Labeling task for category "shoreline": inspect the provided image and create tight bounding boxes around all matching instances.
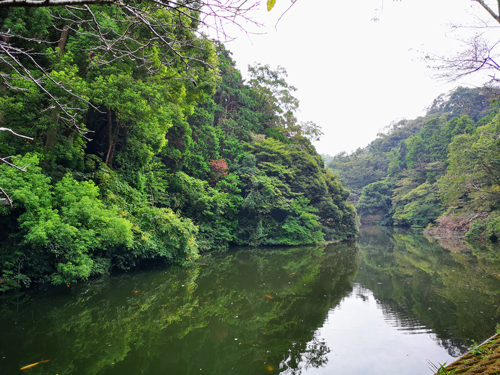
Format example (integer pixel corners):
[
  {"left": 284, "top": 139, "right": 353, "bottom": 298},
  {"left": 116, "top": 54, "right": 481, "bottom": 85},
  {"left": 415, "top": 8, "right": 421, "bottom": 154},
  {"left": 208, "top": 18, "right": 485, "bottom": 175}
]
[{"left": 435, "top": 333, "right": 500, "bottom": 374}]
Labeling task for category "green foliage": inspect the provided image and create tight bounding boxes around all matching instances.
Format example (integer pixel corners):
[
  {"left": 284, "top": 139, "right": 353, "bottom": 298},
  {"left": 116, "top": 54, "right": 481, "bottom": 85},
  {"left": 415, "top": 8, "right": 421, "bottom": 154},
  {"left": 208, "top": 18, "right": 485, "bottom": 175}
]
[
  {"left": 132, "top": 205, "right": 199, "bottom": 263},
  {"left": 326, "top": 87, "right": 497, "bottom": 229},
  {"left": 392, "top": 182, "right": 443, "bottom": 227},
  {"left": 434, "top": 363, "right": 457, "bottom": 375},
  {"left": 328, "top": 148, "right": 388, "bottom": 201},
  {"left": 357, "top": 181, "right": 393, "bottom": 225},
  {"left": 405, "top": 135, "right": 426, "bottom": 169},
  {"left": 163, "top": 172, "right": 241, "bottom": 251},
  {"left": 235, "top": 144, "right": 325, "bottom": 246},
  {"left": 440, "top": 116, "right": 500, "bottom": 212},
  {"left": 235, "top": 137, "right": 356, "bottom": 245},
  {"left": 427, "top": 86, "right": 494, "bottom": 122},
  {"left": 466, "top": 212, "right": 500, "bottom": 241},
  {"left": 0, "top": 11, "right": 357, "bottom": 291},
  {"left": 0, "top": 154, "right": 133, "bottom": 288},
  {"left": 435, "top": 113, "right": 500, "bottom": 240},
  {"left": 466, "top": 340, "right": 485, "bottom": 355}
]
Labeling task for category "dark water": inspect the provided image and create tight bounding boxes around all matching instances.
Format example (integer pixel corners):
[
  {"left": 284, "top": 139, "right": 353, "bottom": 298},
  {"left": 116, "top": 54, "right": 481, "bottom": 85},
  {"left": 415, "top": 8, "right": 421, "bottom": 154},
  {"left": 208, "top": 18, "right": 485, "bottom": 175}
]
[{"left": 2, "top": 227, "right": 500, "bottom": 375}]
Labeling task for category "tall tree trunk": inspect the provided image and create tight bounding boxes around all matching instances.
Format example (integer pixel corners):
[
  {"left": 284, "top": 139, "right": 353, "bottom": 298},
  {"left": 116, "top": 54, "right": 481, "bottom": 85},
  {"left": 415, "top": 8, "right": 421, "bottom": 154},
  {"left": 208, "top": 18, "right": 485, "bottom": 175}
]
[
  {"left": 105, "top": 109, "right": 115, "bottom": 167},
  {"left": 58, "top": 25, "right": 69, "bottom": 54},
  {"left": 45, "top": 108, "right": 60, "bottom": 149}
]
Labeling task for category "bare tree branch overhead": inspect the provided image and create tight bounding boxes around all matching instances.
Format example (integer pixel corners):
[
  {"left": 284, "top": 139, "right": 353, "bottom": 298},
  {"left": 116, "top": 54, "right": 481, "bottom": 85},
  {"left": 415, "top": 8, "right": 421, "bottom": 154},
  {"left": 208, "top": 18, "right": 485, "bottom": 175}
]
[
  {"left": 0, "top": 0, "right": 260, "bottom": 204},
  {"left": 474, "top": 0, "right": 500, "bottom": 24},
  {"left": 423, "top": 0, "right": 500, "bottom": 85},
  {"left": 0, "top": 0, "right": 259, "bottom": 133},
  {"left": 0, "top": 0, "right": 117, "bottom": 7},
  {"left": 0, "top": 127, "right": 34, "bottom": 140}
]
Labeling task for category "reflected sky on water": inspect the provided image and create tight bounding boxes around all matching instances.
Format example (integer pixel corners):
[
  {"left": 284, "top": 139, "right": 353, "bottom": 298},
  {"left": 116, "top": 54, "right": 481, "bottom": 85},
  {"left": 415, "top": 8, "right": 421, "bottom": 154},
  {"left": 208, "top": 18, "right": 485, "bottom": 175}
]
[
  {"left": 1, "top": 227, "right": 500, "bottom": 375},
  {"left": 293, "top": 284, "right": 452, "bottom": 375}
]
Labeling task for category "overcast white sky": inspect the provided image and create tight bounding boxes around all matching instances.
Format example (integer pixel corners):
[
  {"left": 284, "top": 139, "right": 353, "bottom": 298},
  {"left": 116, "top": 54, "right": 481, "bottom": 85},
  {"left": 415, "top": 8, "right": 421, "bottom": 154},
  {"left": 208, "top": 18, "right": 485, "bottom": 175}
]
[{"left": 218, "top": 0, "right": 495, "bottom": 155}]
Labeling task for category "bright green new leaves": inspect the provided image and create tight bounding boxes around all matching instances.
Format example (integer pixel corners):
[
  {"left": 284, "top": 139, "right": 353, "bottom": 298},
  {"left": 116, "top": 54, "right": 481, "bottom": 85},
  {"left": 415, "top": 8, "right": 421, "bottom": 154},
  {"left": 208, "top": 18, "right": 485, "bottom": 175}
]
[
  {"left": 0, "top": 154, "right": 201, "bottom": 289},
  {"left": 267, "top": 0, "right": 277, "bottom": 11},
  {"left": 164, "top": 172, "right": 241, "bottom": 252},
  {"left": 0, "top": 4, "right": 358, "bottom": 291},
  {"left": 0, "top": 154, "right": 133, "bottom": 287},
  {"left": 392, "top": 182, "right": 442, "bottom": 227},
  {"left": 90, "top": 74, "right": 172, "bottom": 170},
  {"left": 134, "top": 206, "right": 199, "bottom": 263}
]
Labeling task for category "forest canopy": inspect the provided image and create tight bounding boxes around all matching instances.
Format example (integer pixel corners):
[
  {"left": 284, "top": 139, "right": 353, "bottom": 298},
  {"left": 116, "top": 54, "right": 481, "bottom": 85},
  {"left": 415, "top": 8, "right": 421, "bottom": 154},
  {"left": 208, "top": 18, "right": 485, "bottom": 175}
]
[
  {"left": 326, "top": 86, "right": 500, "bottom": 241},
  {"left": 0, "top": 6, "right": 357, "bottom": 291}
]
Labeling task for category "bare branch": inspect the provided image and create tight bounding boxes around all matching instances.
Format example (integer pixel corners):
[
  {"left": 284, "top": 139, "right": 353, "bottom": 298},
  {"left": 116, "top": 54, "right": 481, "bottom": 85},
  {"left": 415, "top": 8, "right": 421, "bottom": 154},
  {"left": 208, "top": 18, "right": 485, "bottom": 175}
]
[
  {"left": 425, "top": 34, "right": 500, "bottom": 83},
  {"left": 0, "top": 0, "right": 117, "bottom": 8},
  {"left": 0, "top": 0, "right": 261, "bottom": 147},
  {"left": 0, "top": 156, "right": 30, "bottom": 172},
  {"left": 275, "top": 0, "right": 297, "bottom": 29},
  {"left": 474, "top": 0, "right": 500, "bottom": 24},
  {"left": 0, "top": 40, "right": 94, "bottom": 137},
  {"left": 0, "top": 187, "right": 13, "bottom": 207},
  {"left": 0, "top": 127, "right": 34, "bottom": 140}
]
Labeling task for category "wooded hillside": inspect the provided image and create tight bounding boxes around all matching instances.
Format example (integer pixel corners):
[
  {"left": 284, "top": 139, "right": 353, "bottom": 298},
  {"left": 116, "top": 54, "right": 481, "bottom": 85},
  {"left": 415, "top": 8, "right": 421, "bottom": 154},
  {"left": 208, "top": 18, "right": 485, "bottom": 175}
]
[
  {"left": 0, "top": 8, "right": 357, "bottom": 291},
  {"left": 327, "top": 86, "right": 500, "bottom": 241}
]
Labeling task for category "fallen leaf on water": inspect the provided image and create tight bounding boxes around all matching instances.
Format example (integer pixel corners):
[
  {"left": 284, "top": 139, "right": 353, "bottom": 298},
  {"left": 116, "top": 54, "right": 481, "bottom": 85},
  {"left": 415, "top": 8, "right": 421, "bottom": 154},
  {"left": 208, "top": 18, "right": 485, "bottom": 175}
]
[{"left": 20, "top": 360, "right": 50, "bottom": 370}]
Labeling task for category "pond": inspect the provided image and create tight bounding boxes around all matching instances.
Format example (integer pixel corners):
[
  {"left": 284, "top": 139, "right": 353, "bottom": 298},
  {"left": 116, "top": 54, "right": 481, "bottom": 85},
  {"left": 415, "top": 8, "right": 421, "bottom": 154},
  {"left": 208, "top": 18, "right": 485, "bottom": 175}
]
[{"left": 1, "top": 227, "right": 500, "bottom": 375}]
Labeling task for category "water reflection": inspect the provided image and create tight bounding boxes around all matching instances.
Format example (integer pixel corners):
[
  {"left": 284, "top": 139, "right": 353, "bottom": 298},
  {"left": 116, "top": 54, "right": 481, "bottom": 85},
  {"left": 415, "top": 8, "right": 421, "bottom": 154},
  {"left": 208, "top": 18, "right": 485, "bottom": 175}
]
[
  {"left": 0, "top": 244, "right": 359, "bottom": 375},
  {"left": 356, "top": 226, "right": 500, "bottom": 356},
  {"left": 1, "top": 228, "right": 500, "bottom": 374}
]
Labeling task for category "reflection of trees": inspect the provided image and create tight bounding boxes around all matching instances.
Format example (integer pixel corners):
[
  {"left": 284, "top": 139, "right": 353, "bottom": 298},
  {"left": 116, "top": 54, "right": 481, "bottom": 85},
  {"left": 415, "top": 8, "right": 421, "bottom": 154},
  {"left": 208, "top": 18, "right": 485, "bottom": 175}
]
[
  {"left": 279, "top": 337, "right": 330, "bottom": 375},
  {"left": 356, "top": 226, "right": 500, "bottom": 357},
  {"left": 0, "top": 242, "right": 359, "bottom": 375}
]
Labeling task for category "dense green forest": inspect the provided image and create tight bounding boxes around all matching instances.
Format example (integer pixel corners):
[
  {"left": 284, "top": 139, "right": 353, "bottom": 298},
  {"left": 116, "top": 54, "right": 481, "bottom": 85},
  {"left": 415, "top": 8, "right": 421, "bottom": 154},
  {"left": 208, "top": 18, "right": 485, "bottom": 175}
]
[
  {"left": 0, "top": 6, "right": 357, "bottom": 291},
  {"left": 327, "top": 86, "right": 500, "bottom": 240}
]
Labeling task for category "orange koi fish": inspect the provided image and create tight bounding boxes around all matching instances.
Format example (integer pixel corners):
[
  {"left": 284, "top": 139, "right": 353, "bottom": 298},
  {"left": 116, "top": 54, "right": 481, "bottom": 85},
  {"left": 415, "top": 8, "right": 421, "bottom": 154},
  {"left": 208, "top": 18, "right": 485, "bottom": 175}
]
[
  {"left": 20, "top": 360, "right": 50, "bottom": 370},
  {"left": 264, "top": 294, "right": 274, "bottom": 299},
  {"left": 289, "top": 272, "right": 295, "bottom": 275}
]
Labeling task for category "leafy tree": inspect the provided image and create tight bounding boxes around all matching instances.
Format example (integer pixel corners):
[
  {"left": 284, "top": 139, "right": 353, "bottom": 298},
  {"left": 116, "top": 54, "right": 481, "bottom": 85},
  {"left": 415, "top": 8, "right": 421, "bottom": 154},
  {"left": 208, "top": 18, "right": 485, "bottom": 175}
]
[
  {"left": 437, "top": 114, "right": 500, "bottom": 239},
  {"left": 357, "top": 181, "right": 393, "bottom": 225},
  {"left": 326, "top": 87, "right": 496, "bottom": 227},
  {"left": 0, "top": 7, "right": 357, "bottom": 291},
  {"left": 440, "top": 117, "right": 500, "bottom": 211},
  {"left": 0, "top": 154, "right": 134, "bottom": 288},
  {"left": 235, "top": 137, "right": 356, "bottom": 245}
]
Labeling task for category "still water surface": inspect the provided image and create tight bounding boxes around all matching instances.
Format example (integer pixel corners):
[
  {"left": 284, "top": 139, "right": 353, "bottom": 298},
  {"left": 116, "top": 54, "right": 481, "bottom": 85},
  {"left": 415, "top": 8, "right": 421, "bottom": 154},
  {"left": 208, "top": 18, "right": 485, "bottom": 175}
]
[{"left": 1, "top": 227, "right": 500, "bottom": 374}]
